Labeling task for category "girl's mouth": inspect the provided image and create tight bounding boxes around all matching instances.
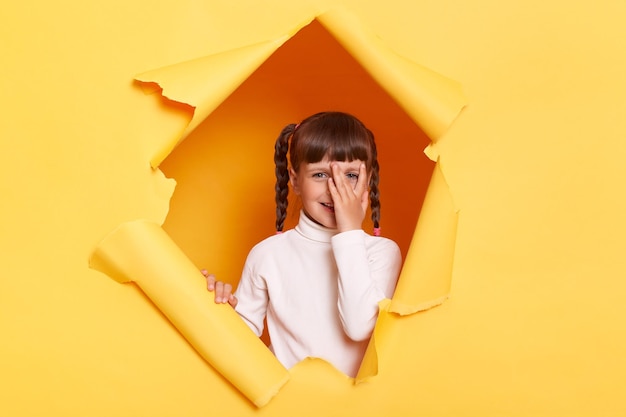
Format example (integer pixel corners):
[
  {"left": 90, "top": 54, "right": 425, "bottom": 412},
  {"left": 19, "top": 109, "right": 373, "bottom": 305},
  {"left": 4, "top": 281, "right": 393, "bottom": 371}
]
[{"left": 321, "top": 202, "right": 335, "bottom": 212}]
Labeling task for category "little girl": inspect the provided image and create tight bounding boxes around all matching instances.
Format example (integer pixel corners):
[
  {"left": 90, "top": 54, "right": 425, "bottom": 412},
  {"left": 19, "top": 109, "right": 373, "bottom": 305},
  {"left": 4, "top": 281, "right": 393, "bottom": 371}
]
[{"left": 204, "top": 111, "right": 401, "bottom": 377}]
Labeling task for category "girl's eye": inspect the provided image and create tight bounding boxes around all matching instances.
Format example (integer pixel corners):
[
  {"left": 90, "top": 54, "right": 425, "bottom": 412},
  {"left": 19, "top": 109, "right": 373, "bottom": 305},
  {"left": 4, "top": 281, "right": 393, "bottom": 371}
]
[
  {"left": 313, "top": 172, "right": 328, "bottom": 179},
  {"left": 346, "top": 173, "right": 359, "bottom": 180}
]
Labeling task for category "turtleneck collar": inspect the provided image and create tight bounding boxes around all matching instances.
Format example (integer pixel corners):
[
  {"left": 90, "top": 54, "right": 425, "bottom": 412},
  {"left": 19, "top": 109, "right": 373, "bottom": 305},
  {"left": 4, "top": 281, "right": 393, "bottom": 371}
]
[{"left": 294, "top": 210, "right": 337, "bottom": 243}]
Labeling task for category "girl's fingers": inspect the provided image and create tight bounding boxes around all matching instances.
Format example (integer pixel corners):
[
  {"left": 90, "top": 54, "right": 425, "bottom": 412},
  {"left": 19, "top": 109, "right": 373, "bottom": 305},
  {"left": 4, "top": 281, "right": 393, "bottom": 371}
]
[
  {"left": 205, "top": 272, "right": 216, "bottom": 291},
  {"left": 354, "top": 163, "right": 367, "bottom": 195},
  {"left": 228, "top": 294, "right": 239, "bottom": 308},
  {"left": 328, "top": 179, "right": 335, "bottom": 202},
  {"left": 214, "top": 281, "right": 223, "bottom": 302},
  {"left": 222, "top": 283, "right": 233, "bottom": 304},
  {"left": 330, "top": 164, "right": 347, "bottom": 197},
  {"left": 331, "top": 163, "right": 367, "bottom": 195},
  {"left": 358, "top": 164, "right": 369, "bottom": 212},
  {"left": 330, "top": 163, "right": 358, "bottom": 200},
  {"left": 329, "top": 162, "right": 369, "bottom": 232},
  {"left": 215, "top": 281, "right": 232, "bottom": 303},
  {"left": 202, "top": 270, "right": 235, "bottom": 306},
  {"left": 220, "top": 283, "right": 234, "bottom": 304}
]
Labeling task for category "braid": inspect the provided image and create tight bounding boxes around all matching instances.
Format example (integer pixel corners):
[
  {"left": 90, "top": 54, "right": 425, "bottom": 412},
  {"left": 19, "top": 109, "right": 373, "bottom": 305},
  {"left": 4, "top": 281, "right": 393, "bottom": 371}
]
[
  {"left": 367, "top": 130, "right": 381, "bottom": 232},
  {"left": 274, "top": 124, "right": 296, "bottom": 232}
]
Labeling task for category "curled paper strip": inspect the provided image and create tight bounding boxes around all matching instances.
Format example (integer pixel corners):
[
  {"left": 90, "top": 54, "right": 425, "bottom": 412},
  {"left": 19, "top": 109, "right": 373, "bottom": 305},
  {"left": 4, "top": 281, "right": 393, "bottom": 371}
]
[
  {"left": 317, "top": 7, "right": 467, "bottom": 141},
  {"left": 357, "top": 164, "right": 458, "bottom": 379},
  {"left": 136, "top": 36, "right": 291, "bottom": 167},
  {"left": 357, "top": 162, "right": 458, "bottom": 380},
  {"left": 390, "top": 161, "right": 458, "bottom": 315},
  {"left": 89, "top": 220, "right": 289, "bottom": 407}
]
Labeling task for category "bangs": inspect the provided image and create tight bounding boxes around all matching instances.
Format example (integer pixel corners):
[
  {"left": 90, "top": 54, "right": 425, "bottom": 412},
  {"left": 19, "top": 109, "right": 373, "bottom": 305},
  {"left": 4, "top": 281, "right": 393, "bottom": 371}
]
[
  {"left": 304, "top": 131, "right": 370, "bottom": 164},
  {"left": 291, "top": 112, "right": 373, "bottom": 169}
]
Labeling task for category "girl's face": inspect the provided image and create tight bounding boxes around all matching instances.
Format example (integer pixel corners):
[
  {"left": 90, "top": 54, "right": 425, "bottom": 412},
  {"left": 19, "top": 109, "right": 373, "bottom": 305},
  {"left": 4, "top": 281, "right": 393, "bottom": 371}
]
[{"left": 290, "top": 157, "right": 365, "bottom": 229}]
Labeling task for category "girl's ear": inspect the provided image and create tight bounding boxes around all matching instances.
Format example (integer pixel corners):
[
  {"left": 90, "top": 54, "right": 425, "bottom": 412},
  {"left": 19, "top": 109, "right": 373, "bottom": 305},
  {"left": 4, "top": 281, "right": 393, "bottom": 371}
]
[{"left": 289, "top": 167, "right": 300, "bottom": 195}]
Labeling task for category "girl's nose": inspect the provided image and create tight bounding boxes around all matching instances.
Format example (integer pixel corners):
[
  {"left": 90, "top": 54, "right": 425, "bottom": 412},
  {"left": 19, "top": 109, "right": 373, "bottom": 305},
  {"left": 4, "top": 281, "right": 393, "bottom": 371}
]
[{"left": 324, "top": 179, "right": 332, "bottom": 194}]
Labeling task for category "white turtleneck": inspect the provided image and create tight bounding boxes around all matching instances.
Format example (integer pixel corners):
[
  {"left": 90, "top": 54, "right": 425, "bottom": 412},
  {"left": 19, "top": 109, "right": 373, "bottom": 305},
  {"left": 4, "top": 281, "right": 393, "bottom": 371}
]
[{"left": 234, "top": 211, "right": 402, "bottom": 377}]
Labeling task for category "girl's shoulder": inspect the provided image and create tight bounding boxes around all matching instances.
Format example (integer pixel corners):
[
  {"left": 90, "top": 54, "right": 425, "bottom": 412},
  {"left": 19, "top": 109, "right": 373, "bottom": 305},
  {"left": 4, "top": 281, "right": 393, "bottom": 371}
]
[
  {"left": 334, "top": 229, "right": 400, "bottom": 251},
  {"left": 365, "top": 234, "right": 401, "bottom": 256},
  {"left": 331, "top": 230, "right": 401, "bottom": 264},
  {"left": 246, "top": 229, "right": 294, "bottom": 257}
]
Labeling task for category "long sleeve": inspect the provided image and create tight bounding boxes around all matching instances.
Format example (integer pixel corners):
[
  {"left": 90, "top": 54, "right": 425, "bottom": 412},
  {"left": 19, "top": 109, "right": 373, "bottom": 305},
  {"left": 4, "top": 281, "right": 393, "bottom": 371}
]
[
  {"left": 228, "top": 212, "right": 403, "bottom": 377},
  {"left": 233, "top": 260, "right": 269, "bottom": 337},
  {"left": 332, "top": 230, "right": 402, "bottom": 341}
]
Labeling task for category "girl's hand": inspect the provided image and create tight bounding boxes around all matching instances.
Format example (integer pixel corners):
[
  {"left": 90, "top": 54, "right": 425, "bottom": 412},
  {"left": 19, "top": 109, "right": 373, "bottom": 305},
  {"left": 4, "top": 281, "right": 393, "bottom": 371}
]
[
  {"left": 328, "top": 162, "right": 368, "bottom": 233},
  {"left": 201, "top": 269, "right": 238, "bottom": 308}
]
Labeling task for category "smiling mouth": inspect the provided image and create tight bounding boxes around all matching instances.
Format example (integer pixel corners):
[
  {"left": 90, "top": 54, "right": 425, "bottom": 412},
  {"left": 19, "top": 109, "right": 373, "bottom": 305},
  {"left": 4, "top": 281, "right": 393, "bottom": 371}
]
[{"left": 321, "top": 202, "right": 335, "bottom": 212}]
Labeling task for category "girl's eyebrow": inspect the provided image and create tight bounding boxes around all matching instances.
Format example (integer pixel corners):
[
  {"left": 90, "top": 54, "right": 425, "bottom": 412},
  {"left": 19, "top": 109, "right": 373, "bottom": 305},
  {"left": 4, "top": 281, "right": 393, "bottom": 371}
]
[{"left": 305, "top": 163, "right": 329, "bottom": 170}]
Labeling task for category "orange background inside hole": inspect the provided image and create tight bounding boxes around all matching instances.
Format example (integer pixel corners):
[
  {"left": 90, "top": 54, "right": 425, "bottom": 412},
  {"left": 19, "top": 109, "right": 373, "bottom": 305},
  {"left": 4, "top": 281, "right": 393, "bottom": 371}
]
[{"left": 160, "top": 20, "right": 433, "bottom": 286}]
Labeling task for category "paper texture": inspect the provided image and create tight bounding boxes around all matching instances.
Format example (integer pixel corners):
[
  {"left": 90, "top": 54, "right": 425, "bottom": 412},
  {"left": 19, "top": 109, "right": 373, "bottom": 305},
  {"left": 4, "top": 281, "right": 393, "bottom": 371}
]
[
  {"left": 317, "top": 7, "right": 466, "bottom": 141},
  {"left": 136, "top": 37, "right": 292, "bottom": 167},
  {"left": 389, "top": 161, "right": 458, "bottom": 314},
  {"left": 89, "top": 220, "right": 289, "bottom": 407},
  {"left": 5, "top": 0, "right": 623, "bottom": 415}
]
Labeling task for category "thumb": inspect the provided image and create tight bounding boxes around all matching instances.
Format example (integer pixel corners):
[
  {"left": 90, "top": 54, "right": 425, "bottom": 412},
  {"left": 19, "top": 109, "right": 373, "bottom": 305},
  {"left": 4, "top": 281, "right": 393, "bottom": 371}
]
[{"left": 228, "top": 294, "right": 238, "bottom": 308}]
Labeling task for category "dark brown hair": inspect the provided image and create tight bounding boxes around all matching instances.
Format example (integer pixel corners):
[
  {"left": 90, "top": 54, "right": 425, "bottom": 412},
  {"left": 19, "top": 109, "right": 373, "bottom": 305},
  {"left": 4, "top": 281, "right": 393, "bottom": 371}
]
[{"left": 274, "top": 111, "right": 381, "bottom": 233}]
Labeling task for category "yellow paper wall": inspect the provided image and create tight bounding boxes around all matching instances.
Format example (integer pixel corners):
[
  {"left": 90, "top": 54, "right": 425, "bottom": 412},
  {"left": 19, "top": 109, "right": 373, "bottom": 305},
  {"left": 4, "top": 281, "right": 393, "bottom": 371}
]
[{"left": 2, "top": 1, "right": 626, "bottom": 416}]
